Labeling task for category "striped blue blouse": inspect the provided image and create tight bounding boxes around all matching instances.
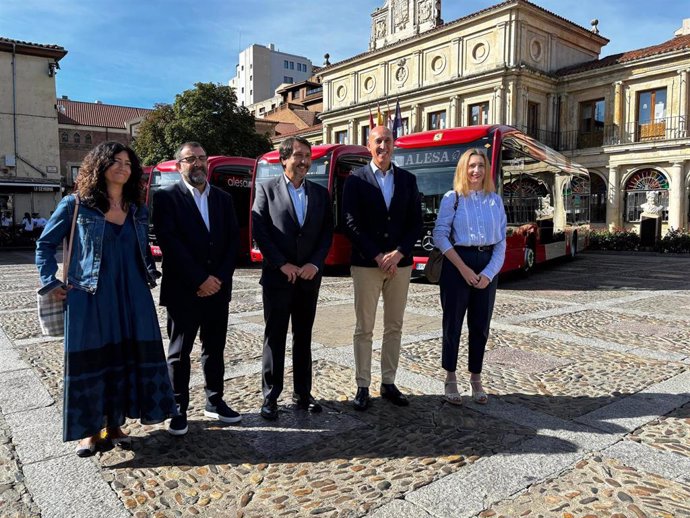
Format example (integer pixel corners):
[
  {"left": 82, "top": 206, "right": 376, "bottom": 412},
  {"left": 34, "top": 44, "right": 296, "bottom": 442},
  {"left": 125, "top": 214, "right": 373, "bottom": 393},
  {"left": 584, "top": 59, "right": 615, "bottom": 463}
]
[{"left": 432, "top": 190, "right": 508, "bottom": 281}]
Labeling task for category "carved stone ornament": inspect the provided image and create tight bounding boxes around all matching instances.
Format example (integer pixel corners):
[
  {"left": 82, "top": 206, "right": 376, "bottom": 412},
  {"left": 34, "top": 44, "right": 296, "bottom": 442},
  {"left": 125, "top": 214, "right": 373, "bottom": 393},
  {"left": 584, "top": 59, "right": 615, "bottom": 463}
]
[
  {"left": 393, "top": 0, "right": 409, "bottom": 31},
  {"left": 395, "top": 65, "right": 408, "bottom": 84},
  {"left": 418, "top": 0, "right": 432, "bottom": 22},
  {"left": 375, "top": 19, "right": 386, "bottom": 38}
]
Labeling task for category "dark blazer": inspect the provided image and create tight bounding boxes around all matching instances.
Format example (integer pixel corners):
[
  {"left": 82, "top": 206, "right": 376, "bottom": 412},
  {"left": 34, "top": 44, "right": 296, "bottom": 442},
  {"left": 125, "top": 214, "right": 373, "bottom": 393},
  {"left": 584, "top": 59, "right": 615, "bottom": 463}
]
[
  {"left": 251, "top": 176, "right": 333, "bottom": 288},
  {"left": 152, "top": 181, "right": 239, "bottom": 307},
  {"left": 342, "top": 163, "right": 423, "bottom": 267}
]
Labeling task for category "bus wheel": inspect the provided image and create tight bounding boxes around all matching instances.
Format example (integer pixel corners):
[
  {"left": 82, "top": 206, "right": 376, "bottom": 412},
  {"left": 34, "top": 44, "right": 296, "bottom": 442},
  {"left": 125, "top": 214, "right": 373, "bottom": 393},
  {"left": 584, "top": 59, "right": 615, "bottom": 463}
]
[
  {"left": 570, "top": 232, "right": 578, "bottom": 257},
  {"left": 523, "top": 246, "right": 535, "bottom": 273}
]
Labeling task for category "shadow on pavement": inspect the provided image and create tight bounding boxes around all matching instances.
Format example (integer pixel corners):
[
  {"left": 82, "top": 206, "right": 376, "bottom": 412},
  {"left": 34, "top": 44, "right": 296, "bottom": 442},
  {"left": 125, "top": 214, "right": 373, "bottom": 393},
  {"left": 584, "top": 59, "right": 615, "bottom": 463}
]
[{"left": 105, "top": 391, "right": 686, "bottom": 470}]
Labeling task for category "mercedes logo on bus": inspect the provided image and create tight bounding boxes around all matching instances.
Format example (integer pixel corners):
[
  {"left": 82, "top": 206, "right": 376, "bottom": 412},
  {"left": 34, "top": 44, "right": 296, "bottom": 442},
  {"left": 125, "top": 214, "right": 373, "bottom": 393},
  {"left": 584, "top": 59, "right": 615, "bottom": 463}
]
[{"left": 422, "top": 234, "right": 435, "bottom": 251}]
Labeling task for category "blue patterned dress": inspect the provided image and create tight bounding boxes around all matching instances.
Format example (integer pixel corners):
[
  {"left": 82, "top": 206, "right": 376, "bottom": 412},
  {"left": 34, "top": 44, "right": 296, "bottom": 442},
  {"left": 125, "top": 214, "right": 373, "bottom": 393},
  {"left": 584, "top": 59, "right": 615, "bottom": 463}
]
[{"left": 63, "top": 214, "right": 177, "bottom": 442}]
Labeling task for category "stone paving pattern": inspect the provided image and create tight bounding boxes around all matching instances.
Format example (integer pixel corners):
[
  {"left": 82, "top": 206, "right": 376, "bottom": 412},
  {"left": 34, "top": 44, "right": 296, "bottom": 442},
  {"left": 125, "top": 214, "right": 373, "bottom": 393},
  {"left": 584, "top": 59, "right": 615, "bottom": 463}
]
[{"left": 0, "top": 252, "right": 689, "bottom": 517}]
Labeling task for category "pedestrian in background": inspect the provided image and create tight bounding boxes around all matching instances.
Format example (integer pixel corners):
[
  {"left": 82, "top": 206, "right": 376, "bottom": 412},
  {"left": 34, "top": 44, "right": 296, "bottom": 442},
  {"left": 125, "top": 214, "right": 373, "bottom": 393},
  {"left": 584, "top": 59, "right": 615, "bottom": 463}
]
[
  {"left": 251, "top": 136, "right": 333, "bottom": 420},
  {"left": 21, "top": 212, "right": 33, "bottom": 238},
  {"left": 342, "top": 125, "right": 423, "bottom": 411},
  {"left": 432, "top": 148, "right": 506, "bottom": 406},
  {"left": 152, "top": 141, "right": 241, "bottom": 436},
  {"left": 35, "top": 141, "right": 177, "bottom": 456}
]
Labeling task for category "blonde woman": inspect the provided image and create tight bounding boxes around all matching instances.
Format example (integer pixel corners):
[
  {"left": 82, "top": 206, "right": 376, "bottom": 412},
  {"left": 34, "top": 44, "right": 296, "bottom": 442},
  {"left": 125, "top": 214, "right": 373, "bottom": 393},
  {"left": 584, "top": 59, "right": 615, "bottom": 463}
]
[{"left": 432, "top": 149, "right": 507, "bottom": 405}]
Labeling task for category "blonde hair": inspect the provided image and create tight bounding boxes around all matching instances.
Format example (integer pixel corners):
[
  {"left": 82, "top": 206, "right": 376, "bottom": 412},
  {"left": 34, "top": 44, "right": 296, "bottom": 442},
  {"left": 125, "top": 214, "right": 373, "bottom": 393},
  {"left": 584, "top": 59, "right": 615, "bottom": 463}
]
[{"left": 452, "top": 148, "right": 495, "bottom": 196}]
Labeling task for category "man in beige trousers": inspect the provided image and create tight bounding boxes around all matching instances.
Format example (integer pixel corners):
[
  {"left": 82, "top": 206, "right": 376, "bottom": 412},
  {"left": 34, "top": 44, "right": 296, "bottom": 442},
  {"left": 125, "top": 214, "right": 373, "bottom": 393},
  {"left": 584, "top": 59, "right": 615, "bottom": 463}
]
[{"left": 341, "top": 126, "right": 423, "bottom": 410}]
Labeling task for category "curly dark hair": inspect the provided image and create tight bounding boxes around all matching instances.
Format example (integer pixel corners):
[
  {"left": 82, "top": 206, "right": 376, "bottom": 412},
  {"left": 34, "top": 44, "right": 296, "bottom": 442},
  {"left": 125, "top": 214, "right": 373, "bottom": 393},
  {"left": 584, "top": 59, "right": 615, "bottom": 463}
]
[{"left": 75, "top": 141, "right": 143, "bottom": 212}]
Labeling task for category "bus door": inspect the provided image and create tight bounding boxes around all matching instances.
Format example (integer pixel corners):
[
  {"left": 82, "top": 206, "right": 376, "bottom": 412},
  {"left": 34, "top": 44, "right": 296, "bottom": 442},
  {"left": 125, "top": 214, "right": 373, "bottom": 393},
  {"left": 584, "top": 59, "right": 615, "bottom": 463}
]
[
  {"left": 209, "top": 164, "right": 254, "bottom": 261},
  {"left": 328, "top": 154, "right": 371, "bottom": 265}
]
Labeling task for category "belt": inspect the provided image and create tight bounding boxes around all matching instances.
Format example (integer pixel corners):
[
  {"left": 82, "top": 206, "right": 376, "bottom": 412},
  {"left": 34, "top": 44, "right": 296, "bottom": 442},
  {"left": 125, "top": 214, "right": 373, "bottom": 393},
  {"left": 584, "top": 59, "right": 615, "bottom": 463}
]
[{"left": 455, "top": 245, "right": 494, "bottom": 252}]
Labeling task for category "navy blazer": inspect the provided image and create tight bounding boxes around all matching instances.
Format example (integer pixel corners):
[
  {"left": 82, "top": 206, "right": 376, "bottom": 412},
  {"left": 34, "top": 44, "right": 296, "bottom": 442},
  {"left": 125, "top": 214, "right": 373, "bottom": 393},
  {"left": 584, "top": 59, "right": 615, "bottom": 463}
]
[
  {"left": 152, "top": 181, "right": 239, "bottom": 307},
  {"left": 251, "top": 175, "right": 333, "bottom": 288},
  {"left": 342, "top": 163, "right": 423, "bottom": 267}
]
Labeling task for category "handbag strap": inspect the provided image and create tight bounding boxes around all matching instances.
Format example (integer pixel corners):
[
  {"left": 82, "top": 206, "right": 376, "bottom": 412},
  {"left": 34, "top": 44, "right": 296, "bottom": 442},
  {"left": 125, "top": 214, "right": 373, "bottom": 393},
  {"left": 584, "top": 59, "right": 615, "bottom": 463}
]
[
  {"left": 449, "top": 191, "right": 459, "bottom": 245},
  {"left": 62, "top": 195, "right": 80, "bottom": 285}
]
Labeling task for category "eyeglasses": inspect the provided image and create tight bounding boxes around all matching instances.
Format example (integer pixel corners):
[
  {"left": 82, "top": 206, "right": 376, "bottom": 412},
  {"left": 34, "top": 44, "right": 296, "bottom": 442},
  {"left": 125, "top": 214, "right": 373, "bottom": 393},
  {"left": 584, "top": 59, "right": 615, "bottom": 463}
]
[
  {"left": 291, "top": 153, "right": 311, "bottom": 161},
  {"left": 178, "top": 155, "right": 208, "bottom": 164}
]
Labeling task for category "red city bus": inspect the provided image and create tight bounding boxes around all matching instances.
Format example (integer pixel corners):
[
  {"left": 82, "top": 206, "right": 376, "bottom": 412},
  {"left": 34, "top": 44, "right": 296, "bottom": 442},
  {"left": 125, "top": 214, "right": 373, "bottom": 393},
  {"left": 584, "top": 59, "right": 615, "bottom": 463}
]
[
  {"left": 394, "top": 125, "right": 590, "bottom": 275},
  {"left": 146, "top": 156, "right": 256, "bottom": 260},
  {"left": 249, "top": 144, "right": 371, "bottom": 266}
]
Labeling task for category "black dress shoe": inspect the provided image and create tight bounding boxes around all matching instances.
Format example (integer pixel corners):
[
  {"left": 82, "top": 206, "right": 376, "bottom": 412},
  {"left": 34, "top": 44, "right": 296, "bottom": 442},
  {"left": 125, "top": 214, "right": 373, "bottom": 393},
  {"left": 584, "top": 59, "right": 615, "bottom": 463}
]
[
  {"left": 380, "top": 383, "right": 409, "bottom": 407},
  {"left": 292, "top": 393, "right": 323, "bottom": 413},
  {"left": 353, "top": 387, "right": 370, "bottom": 411},
  {"left": 260, "top": 398, "right": 279, "bottom": 421}
]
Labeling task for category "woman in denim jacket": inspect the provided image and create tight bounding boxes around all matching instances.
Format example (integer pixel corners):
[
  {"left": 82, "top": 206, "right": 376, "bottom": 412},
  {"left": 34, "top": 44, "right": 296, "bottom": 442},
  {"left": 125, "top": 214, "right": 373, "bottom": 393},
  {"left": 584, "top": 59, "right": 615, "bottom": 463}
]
[{"left": 36, "top": 142, "right": 177, "bottom": 457}]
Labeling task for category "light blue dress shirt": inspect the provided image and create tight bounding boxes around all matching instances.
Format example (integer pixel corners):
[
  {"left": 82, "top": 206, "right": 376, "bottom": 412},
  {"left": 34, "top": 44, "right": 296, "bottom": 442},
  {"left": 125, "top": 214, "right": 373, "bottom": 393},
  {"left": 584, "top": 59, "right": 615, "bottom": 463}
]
[
  {"left": 432, "top": 189, "right": 507, "bottom": 281},
  {"left": 370, "top": 160, "right": 394, "bottom": 209},
  {"left": 284, "top": 174, "right": 307, "bottom": 226}
]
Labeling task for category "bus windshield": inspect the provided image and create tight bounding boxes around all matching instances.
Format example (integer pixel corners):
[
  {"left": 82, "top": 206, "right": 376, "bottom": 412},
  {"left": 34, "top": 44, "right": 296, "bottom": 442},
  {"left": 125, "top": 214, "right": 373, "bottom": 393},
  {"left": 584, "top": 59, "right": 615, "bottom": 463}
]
[
  {"left": 393, "top": 142, "right": 490, "bottom": 223},
  {"left": 151, "top": 170, "right": 181, "bottom": 188},
  {"left": 255, "top": 154, "right": 331, "bottom": 190}
]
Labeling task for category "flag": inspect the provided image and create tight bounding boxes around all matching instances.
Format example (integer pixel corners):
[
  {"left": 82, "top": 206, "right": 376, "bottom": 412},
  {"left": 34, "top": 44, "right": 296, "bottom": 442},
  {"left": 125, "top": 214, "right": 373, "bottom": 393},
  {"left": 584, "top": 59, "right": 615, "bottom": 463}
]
[
  {"left": 392, "top": 99, "right": 403, "bottom": 139},
  {"left": 368, "top": 106, "right": 375, "bottom": 130},
  {"left": 376, "top": 103, "right": 384, "bottom": 127}
]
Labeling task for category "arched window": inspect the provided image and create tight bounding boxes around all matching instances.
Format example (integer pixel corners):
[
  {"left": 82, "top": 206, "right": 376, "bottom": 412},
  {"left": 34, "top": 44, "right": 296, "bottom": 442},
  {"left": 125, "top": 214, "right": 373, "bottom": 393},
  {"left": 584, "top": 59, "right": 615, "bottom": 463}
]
[
  {"left": 503, "top": 177, "right": 547, "bottom": 225},
  {"left": 73, "top": 133, "right": 80, "bottom": 144},
  {"left": 562, "top": 176, "right": 590, "bottom": 224},
  {"left": 61, "top": 132, "right": 68, "bottom": 143},
  {"left": 84, "top": 134, "right": 92, "bottom": 145},
  {"left": 624, "top": 169, "right": 668, "bottom": 222}
]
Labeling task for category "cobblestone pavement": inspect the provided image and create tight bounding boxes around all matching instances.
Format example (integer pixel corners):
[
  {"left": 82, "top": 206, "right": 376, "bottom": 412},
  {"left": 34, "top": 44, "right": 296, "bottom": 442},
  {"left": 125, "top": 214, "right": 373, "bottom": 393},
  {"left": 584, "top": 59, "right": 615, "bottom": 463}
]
[{"left": 1, "top": 251, "right": 689, "bottom": 518}]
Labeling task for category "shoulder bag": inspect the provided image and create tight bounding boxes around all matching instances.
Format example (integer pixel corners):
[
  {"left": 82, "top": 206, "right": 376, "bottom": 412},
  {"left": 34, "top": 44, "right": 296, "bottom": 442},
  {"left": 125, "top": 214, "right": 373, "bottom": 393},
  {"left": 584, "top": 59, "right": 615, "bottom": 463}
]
[
  {"left": 37, "top": 195, "right": 80, "bottom": 337},
  {"left": 424, "top": 192, "right": 459, "bottom": 284}
]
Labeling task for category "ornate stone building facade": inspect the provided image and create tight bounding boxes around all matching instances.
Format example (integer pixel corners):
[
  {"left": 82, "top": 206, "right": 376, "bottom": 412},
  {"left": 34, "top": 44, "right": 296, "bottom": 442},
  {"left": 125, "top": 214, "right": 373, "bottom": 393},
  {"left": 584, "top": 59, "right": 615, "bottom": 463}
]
[{"left": 319, "top": 0, "right": 690, "bottom": 231}]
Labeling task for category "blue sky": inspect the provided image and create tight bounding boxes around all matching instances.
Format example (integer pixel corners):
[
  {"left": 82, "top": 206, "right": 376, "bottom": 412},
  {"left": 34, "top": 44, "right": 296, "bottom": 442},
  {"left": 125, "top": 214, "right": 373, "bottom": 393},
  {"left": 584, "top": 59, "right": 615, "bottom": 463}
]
[{"left": 1, "top": 1, "right": 687, "bottom": 108}]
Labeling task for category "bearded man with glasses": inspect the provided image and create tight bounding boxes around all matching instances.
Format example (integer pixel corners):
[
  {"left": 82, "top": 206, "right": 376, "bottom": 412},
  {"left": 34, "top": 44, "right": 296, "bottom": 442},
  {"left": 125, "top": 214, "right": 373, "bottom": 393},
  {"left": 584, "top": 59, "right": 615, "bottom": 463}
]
[{"left": 152, "top": 141, "right": 241, "bottom": 436}]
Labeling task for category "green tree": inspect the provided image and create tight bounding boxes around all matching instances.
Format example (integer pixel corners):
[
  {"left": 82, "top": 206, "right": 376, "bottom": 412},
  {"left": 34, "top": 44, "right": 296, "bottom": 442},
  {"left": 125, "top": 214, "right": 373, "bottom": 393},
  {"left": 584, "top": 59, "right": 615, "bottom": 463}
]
[
  {"left": 133, "top": 82, "right": 272, "bottom": 165},
  {"left": 132, "top": 103, "right": 175, "bottom": 165}
]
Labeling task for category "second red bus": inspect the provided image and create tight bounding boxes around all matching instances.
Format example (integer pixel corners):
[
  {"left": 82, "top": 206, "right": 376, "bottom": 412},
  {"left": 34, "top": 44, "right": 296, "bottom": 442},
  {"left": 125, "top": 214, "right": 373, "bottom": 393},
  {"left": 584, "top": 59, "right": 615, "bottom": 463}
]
[{"left": 249, "top": 144, "right": 371, "bottom": 267}]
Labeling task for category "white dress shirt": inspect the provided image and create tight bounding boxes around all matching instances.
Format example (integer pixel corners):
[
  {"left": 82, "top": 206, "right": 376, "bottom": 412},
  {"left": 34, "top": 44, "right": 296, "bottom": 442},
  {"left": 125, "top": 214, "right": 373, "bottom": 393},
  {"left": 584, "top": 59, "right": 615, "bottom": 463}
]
[{"left": 182, "top": 179, "right": 210, "bottom": 231}]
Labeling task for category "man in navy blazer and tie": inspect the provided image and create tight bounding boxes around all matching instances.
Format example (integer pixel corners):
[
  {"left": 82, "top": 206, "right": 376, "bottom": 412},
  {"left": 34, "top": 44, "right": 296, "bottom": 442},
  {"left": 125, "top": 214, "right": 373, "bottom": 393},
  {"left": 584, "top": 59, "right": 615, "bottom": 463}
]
[
  {"left": 252, "top": 136, "right": 333, "bottom": 420},
  {"left": 342, "top": 126, "right": 423, "bottom": 411},
  {"left": 152, "top": 141, "right": 241, "bottom": 436}
]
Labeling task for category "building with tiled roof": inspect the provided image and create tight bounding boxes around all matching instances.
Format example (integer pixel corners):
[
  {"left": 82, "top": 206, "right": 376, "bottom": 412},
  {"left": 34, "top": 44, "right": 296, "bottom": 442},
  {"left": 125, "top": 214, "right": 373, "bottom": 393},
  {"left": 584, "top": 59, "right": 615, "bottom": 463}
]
[
  {"left": 0, "top": 37, "right": 67, "bottom": 231},
  {"left": 248, "top": 78, "right": 326, "bottom": 148},
  {"left": 318, "top": 0, "right": 690, "bottom": 232},
  {"left": 57, "top": 97, "right": 152, "bottom": 187}
]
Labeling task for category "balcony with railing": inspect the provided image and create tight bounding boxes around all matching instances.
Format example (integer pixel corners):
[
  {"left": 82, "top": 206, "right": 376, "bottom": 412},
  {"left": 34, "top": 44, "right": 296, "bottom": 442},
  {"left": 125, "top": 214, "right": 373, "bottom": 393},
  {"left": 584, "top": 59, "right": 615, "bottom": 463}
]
[{"left": 556, "top": 115, "right": 688, "bottom": 152}]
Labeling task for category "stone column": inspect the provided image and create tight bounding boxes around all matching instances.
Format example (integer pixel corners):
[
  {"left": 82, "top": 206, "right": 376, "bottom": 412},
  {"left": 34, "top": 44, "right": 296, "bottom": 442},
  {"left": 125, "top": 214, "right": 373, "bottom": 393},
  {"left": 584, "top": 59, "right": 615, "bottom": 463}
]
[
  {"left": 322, "top": 123, "right": 330, "bottom": 144},
  {"left": 546, "top": 93, "right": 556, "bottom": 134},
  {"left": 451, "top": 37, "right": 462, "bottom": 78},
  {"left": 323, "top": 80, "right": 332, "bottom": 111},
  {"left": 347, "top": 119, "right": 355, "bottom": 145},
  {"left": 494, "top": 85, "right": 505, "bottom": 124},
  {"left": 613, "top": 81, "right": 624, "bottom": 143},
  {"left": 606, "top": 164, "right": 621, "bottom": 230},
  {"left": 506, "top": 80, "right": 516, "bottom": 126},
  {"left": 381, "top": 62, "right": 389, "bottom": 99},
  {"left": 410, "top": 104, "right": 420, "bottom": 133},
  {"left": 351, "top": 72, "right": 358, "bottom": 105},
  {"left": 449, "top": 95, "right": 459, "bottom": 128},
  {"left": 678, "top": 69, "right": 688, "bottom": 137},
  {"left": 415, "top": 50, "right": 423, "bottom": 89},
  {"left": 668, "top": 161, "right": 685, "bottom": 229},
  {"left": 559, "top": 93, "right": 569, "bottom": 134}
]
